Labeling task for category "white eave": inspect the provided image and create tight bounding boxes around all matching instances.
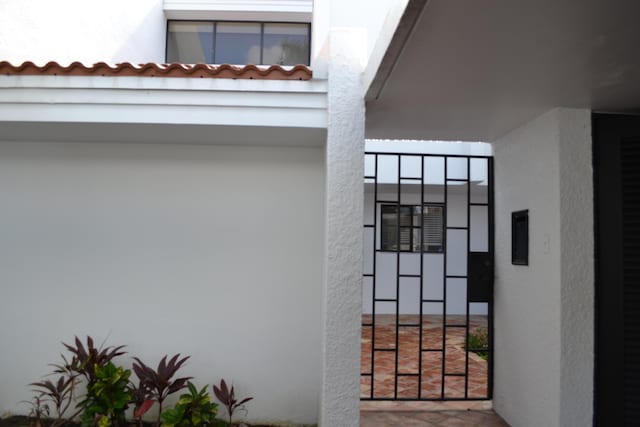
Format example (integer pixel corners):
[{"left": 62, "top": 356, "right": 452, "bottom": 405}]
[
  {"left": 163, "top": 0, "right": 313, "bottom": 22},
  {"left": 0, "top": 74, "right": 328, "bottom": 145}
]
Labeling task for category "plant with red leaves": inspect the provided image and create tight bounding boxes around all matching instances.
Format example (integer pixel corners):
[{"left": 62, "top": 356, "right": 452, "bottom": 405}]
[
  {"left": 29, "top": 375, "right": 74, "bottom": 425},
  {"left": 132, "top": 354, "right": 192, "bottom": 426},
  {"left": 212, "top": 379, "right": 253, "bottom": 426},
  {"left": 63, "top": 336, "right": 126, "bottom": 383}
]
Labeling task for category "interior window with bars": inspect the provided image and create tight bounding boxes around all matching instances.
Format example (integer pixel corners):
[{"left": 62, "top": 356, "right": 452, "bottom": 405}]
[{"left": 380, "top": 204, "right": 444, "bottom": 252}]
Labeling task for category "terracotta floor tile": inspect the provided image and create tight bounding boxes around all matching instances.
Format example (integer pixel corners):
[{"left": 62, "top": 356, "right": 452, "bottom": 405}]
[
  {"left": 360, "top": 410, "right": 509, "bottom": 427},
  {"left": 362, "top": 314, "right": 489, "bottom": 400}
]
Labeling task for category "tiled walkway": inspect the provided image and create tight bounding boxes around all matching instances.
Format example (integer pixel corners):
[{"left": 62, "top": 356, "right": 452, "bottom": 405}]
[
  {"left": 360, "top": 409, "right": 509, "bottom": 426},
  {"left": 361, "top": 314, "right": 489, "bottom": 399}
]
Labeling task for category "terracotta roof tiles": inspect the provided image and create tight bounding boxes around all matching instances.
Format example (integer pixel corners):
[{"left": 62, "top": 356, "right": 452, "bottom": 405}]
[{"left": 0, "top": 61, "right": 312, "bottom": 80}]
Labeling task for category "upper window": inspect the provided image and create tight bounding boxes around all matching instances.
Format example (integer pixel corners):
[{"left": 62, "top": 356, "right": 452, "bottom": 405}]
[
  {"left": 166, "top": 20, "right": 311, "bottom": 65},
  {"left": 381, "top": 204, "right": 445, "bottom": 253}
]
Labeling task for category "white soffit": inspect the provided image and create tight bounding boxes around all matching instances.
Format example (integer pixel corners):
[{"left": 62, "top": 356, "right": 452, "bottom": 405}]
[
  {"left": 365, "top": 0, "right": 640, "bottom": 141},
  {"left": 163, "top": 0, "right": 313, "bottom": 22}
]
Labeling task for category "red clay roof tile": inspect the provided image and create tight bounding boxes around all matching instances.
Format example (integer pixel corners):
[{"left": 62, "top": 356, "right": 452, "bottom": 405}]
[{"left": 0, "top": 61, "right": 312, "bottom": 80}]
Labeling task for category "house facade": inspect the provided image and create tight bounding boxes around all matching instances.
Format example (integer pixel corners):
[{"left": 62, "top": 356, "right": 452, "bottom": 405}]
[{"left": 1, "top": 0, "right": 639, "bottom": 426}]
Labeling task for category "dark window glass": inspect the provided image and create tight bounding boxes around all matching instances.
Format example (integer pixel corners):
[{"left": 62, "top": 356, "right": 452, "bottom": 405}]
[
  {"left": 166, "top": 20, "right": 310, "bottom": 65},
  {"left": 263, "top": 23, "right": 310, "bottom": 65},
  {"left": 381, "top": 204, "right": 444, "bottom": 253},
  {"left": 214, "top": 22, "right": 261, "bottom": 65},
  {"left": 167, "top": 21, "right": 214, "bottom": 63}
]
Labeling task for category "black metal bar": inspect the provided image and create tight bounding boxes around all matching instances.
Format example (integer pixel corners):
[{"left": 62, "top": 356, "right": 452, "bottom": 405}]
[
  {"left": 441, "top": 156, "right": 448, "bottom": 399},
  {"left": 488, "top": 156, "right": 495, "bottom": 399},
  {"left": 375, "top": 298, "right": 398, "bottom": 302},
  {"left": 465, "top": 157, "right": 471, "bottom": 399},
  {"left": 422, "top": 299, "right": 444, "bottom": 303},
  {"left": 394, "top": 154, "right": 401, "bottom": 400},
  {"left": 418, "top": 154, "right": 425, "bottom": 399},
  {"left": 361, "top": 397, "right": 491, "bottom": 402},
  {"left": 364, "top": 224, "right": 375, "bottom": 228},
  {"left": 370, "top": 154, "right": 378, "bottom": 399}
]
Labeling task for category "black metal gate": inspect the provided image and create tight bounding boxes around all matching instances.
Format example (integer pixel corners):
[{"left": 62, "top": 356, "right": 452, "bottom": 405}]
[{"left": 361, "top": 152, "right": 494, "bottom": 401}]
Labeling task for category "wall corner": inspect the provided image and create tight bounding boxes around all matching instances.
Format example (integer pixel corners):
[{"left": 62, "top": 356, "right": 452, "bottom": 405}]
[{"left": 320, "top": 28, "right": 365, "bottom": 427}]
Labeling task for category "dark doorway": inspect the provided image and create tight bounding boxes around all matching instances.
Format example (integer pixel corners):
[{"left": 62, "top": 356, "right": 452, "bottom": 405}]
[{"left": 594, "top": 113, "right": 640, "bottom": 425}]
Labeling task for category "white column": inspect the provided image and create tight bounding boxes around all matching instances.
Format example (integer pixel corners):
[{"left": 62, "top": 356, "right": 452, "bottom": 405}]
[
  {"left": 320, "top": 28, "right": 366, "bottom": 427},
  {"left": 493, "top": 108, "right": 593, "bottom": 427}
]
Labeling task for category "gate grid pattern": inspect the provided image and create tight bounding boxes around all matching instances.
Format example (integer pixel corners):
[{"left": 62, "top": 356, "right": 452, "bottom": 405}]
[{"left": 361, "top": 152, "right": 494, "bottom": 401}]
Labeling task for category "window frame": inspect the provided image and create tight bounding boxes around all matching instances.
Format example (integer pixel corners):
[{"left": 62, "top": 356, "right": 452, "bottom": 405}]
[
  {"left": 165, "top": 19, "right": 312, "bottom": 66},
  {"left": 380, "top": 203, "right": 445, "bottom": 253}
]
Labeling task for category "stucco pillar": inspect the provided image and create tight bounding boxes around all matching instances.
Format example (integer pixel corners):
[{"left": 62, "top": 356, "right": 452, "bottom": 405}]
[
  {"left": 320, "top": 28, "right": 365, "bottom": 427},
  {"left": 493, "top": 108, "right": 593, "bottom": 427}
]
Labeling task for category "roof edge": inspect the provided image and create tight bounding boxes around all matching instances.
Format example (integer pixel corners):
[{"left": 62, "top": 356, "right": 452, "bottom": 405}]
[{"left": 0, "top": 61, "right": 312, "bottom": 80}]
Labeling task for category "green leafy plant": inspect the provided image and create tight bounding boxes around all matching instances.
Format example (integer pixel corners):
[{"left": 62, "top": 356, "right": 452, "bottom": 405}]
[
  {"left": 467, "top": 327, "right": 489, "bottom": 360},
  {"left": 132, "top": 354, "right": 192, "bottom": 426},
  {"left": 80, "top": 362, "right": 132, "bottom": 427},
  {"left": 160, "top": 382, "right": 222, "bottom": 427},
  {"left": 212, "top": 379, "right": 253, "bottom": 426}
]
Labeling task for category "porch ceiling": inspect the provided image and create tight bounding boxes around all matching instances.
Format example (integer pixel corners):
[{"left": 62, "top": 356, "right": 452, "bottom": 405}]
[{"left": 365, "top": 0, "right": 640, "bottom": 141}]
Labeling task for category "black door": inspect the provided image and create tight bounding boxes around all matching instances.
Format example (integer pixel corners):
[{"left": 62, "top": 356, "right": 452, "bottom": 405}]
[{"left": 594, "top": 113, "right": 640, "bottom": 426}]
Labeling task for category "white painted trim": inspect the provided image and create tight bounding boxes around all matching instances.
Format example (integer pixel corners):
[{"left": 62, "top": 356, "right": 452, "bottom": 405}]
[
  {"left": 0, "top": 75, "right": 327, "bottom": 129},
  {"left": 365, "top": 139, "right": 493, "bottom": 156},
  {"left": 163, "top": 0, "right": 312, "bottom": 22}
]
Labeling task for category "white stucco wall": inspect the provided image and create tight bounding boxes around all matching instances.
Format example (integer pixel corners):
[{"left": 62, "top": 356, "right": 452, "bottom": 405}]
[
  {"left": 0, "top": 0, "right": 166, "bottom": 64},
  {"left": 312, "top": 0, "right": 402, "bottom": 78},
  {"left": 0, "top": 140, "right": 325, "bottom": 425},
  {"left": 493, "top": 108, "right": 593, "bottom": 427}
]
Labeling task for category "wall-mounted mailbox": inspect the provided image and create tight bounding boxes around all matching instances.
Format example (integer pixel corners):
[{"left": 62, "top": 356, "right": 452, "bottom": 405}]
[{"left": 512, "top": 210, "right": 529, "bottom": 265}]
